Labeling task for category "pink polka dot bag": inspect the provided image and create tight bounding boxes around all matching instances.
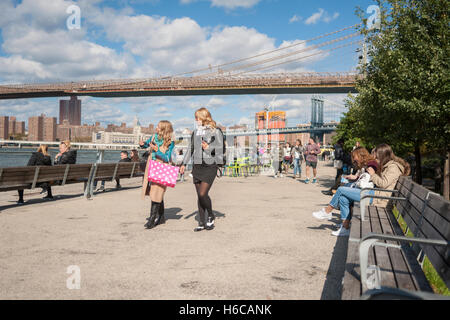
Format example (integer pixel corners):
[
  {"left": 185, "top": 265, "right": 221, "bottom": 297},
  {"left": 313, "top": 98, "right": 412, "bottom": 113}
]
[{"left": 147, "top": 159, "right": 180, "bottom": 188}]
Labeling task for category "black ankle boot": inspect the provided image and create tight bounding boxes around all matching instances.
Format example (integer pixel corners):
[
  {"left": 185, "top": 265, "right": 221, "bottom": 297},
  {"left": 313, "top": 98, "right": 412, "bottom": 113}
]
[
  {"left": 157, "top": 200, "right": 165, "bottom": 225},
  {"left": 144, "top": 201, "right": 161, "bottom": 229}
]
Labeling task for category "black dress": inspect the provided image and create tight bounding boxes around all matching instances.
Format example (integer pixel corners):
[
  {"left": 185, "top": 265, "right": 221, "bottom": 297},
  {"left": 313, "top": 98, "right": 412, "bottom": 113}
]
[
  {"left": 184, "top": 127, "right": 226, "bottom": 185},
  {"left": 192, "top": 164, "right": 218, "bottom": 185}
]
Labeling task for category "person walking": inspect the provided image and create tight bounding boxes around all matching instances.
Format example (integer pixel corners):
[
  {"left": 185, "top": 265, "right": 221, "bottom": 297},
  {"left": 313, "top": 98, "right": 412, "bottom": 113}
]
[
  {"left": 271, "top": 142, "right": 283, "bottom": 178},
  {"left": 282, "top": 142, "right": 292, "bottom": 176},
  {"left": 322, "top": 139, "right": 345, "bottom": 195},
  {"left": 140, "top": 121, "right": 175, "bottom": 229},
  {"left": 291, "top": 139, "right": 304, "bottom": 179},
  {"left": 176, "top": 149, "right": 185, "bottom": 182},
  {"left": 304, "top": 137, "right": 320, "bottom": 184},
  {"left": 179, "top": 108, "right": 225, "bottom": 232},
  {"left": 17, "top": 145, "right": 53, "bottom": 204}
]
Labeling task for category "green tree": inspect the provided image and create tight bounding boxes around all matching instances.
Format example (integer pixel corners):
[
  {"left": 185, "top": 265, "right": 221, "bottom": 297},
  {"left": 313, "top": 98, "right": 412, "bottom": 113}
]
[{"left": 343, "top": 0, "right": 449, "bottom": 192}]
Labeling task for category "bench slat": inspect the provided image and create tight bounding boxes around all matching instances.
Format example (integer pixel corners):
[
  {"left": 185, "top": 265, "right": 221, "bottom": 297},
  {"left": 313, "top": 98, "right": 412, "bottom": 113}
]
[
  {"left": 399, "top": 177, "right": 450, "bottom": 221},
  {"left": 368, "top": 206, "right": 398, "bottom": 288},
  {"left": 376, "top": 206, "right": 420, "bottom": 291}
]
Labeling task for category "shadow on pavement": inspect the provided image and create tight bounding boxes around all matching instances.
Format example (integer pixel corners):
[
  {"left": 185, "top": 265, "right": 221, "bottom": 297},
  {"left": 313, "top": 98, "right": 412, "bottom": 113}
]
[
  {"left": 307, "top": 218, "right": 341, "bottom": 231},
  {"left": 320, "top": 235, "right": 349, "bottom": 300},
  {"left": 165, "top": 207, "right": 183, "bottom": 220},
  {"left": 184, "top": 210, "right": 226, "bottom": 223},
  {"left": 1, "top": 193, "right": 85, "bottom": 212}
]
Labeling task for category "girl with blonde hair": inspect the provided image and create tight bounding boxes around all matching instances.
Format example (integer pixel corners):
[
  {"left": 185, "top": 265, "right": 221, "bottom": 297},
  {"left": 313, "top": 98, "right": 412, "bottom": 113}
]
[
  {"left": 55, "top": 140, "right": 77, "bottom": 164},
  {"left": 180, "top": 108, "right": 225, "bottom": 232},
  {"left": 140, "top": 120, "right": 175, "bottom": 229}
]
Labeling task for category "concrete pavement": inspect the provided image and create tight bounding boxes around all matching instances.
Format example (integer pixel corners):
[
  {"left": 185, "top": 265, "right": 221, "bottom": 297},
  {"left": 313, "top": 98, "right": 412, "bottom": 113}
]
[{"left": 0, "top": 161, "right": 348, "bottom": 300}]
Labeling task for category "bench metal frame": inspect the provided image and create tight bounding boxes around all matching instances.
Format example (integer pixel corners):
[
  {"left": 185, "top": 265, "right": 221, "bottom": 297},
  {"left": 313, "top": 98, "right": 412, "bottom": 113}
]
[{"left": 357, "top": 188, "right": 450, "bottom": 298}]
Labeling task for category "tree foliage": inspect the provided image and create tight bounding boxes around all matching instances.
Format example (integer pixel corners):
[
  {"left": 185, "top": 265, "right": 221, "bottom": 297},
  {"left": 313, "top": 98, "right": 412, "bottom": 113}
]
[{"left": 337, "top": 0, "right": 449, "bottom": 183}]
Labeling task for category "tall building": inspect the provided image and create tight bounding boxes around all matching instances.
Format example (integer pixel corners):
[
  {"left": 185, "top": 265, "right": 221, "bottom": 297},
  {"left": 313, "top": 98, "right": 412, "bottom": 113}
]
[
  {"left": 255, "top": 110, "right": 286, "bottom": 144},
  {"left": 59, "top": 96, "right": 81, "bottom": 126},
  {"left": 28, "top": 115, "right": 44, "bottom": 141},
  {"left": 43, "top": 117, "right": 57, "bottom": 142},
  {"left": 15, "top": 121, "right": 25, "bottom": 135},
  {"left": 0, "top": 116, "right": 9, "bottom": 139},
  {"left": 8, "top": 116, "right": 16, "bottom": 136}
]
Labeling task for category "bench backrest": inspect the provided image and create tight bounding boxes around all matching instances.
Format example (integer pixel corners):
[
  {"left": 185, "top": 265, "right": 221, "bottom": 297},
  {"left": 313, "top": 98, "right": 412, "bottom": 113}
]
[
  {"left": 93, "top": 162, "right": 143, "bottom": 180},
  {"left": 0, "top": 164, "right": 95, "bottom": 190},
  {"left": 393, "top": 176, "right": 450, "bottom": 288}
]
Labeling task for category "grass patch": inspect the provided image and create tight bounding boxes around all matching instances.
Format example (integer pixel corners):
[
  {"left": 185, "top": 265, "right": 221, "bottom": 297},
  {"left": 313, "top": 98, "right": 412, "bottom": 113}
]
[{"left": 392, "top": 207, "right": 450, "bottom": 296}]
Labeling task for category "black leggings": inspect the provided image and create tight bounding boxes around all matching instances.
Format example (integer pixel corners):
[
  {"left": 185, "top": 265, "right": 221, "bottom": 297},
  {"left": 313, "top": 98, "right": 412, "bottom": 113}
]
[{"left": 195, "top": 182, "right": 214, "bottom": 226}]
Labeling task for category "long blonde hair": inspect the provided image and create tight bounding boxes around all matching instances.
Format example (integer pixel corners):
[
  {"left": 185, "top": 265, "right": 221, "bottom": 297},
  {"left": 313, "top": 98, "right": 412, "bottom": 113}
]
[
  {"left": 157, "top": 120, "right": 174, "bottom": 148},
  {"left": 195, "top": 108, "right": 217, "bottom": 129},
  {"left": 37, "top": 145, "right": 49, "bottom": 156},
  {"left": 61, "top": 140, "right": 71, "bottom": 150}
]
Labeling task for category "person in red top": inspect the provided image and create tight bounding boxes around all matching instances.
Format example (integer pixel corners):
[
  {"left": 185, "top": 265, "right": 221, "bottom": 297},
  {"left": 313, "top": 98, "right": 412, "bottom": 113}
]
[{"left": 304, "top": 137, "right": 321, "bottom": 184}]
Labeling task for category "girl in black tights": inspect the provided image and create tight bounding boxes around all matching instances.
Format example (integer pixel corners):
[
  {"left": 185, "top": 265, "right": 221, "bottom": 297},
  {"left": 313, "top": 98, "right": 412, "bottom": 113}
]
[{"left": 180, "top": 108, "right": 225, "bottom": 232}]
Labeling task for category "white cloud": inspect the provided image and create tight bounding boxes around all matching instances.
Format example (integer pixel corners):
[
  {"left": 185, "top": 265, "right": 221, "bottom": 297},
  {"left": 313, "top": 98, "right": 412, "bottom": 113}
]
[
  {"left": 289, "top": 15, "right": 301, "bottom": 24},
  {"left": 305, "top": 8, "right": 339, "bottom": 25},
  {"left": 0, "top": 0, "right": 133, "bottom": 83},
  {"left": 180, "top": 0, "right": 261, "bottom": 9}
]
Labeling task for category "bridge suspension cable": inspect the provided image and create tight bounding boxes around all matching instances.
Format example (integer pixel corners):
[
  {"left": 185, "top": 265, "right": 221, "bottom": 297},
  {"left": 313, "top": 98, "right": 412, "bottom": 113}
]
[
  {"left": 168, "top": 24, "right": 362, "bottom": 78},
  {"left": 233, "top": 40, "right": 362, "bottom": 76}
]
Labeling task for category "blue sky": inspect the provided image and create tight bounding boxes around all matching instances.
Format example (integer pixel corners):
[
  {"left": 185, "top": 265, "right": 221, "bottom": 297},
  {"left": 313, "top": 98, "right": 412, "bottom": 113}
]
[{"left": 0, "top": 0, "right": 376, "bottom": 130}]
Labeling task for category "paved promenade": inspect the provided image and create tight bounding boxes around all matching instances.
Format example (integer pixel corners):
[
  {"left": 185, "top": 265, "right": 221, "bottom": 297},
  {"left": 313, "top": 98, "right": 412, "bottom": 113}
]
[{"left": 0, "top": 161, "right": 348, "bottom": 300}]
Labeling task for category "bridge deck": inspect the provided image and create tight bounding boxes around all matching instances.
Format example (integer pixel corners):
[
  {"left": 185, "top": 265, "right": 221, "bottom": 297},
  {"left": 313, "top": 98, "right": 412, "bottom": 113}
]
[{"left": 0, "top": 72, "right": 359, "bottom": 99}]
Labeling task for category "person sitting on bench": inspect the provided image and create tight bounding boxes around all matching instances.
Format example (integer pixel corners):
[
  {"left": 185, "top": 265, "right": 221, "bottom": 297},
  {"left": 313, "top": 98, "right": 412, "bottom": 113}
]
[{"left": 17, "top": 145, "right": 53, "bottom": 204}]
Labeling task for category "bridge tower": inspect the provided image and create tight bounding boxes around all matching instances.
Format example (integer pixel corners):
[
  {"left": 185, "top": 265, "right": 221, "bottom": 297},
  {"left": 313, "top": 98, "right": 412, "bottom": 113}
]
[{"left": 311, "top": 95, "right": 324, "bottom": 143}]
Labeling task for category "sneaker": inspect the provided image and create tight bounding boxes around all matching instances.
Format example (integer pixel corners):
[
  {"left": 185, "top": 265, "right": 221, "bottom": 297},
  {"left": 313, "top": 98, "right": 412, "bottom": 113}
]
[
  {"left": 312, "top": 208, "right": 332, "bottom": 220},
  {"left": 189, "top": 173, "right": 193, "bottom": 178},
  {"left": 97, "top": 186, "right": 105, "bottom": 192},
  {"left": 321, "top": 190, "right": 334, "bottom": 196},
  {"left": 17, "top": 199, "right": 24, "bottom": 205},
  {"left": 194, "top": 225, "right": 205, "bottom": 232},
  {"left": 280, "top": 174, "right": 284, "bottom": 178},
  {"left": 206, "top": 217, "right": 215, "bottom": 229},
  {"left": 115, "top": 184, "right": 122, "bottom": 189},
  {"left": 312, "top": 178, "right": 317, "bottom": 184},
  {"left": 332, "top": 226, "right": 350, "bottom": 237},
  {"left": 304, "top": 178, "right": 310, "bottom": 184},
  {"left": 43, "top": 195, "right": 54, "bottom": 200}
]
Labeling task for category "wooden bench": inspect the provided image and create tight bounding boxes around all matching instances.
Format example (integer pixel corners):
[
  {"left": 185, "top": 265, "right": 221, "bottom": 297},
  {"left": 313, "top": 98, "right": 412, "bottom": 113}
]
[
  {"left": 0, "top": 162, "right": 144, "bottom": 200},
  {"left": 341, "top": 176, "right": 450, "bottom": 300},
  {"left": 86, "top": 162, "right": 144, "bottom": 198}
]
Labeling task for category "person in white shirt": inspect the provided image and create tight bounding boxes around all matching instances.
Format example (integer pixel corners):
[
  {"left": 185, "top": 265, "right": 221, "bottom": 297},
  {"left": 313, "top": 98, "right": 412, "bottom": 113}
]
[{"left": 291, "top": 139, "right": 304, "bottom": 179}]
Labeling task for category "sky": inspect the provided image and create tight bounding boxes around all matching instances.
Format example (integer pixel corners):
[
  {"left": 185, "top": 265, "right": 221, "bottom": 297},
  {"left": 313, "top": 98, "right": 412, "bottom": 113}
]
[{"left": 0, "top": 0, "right": 376, "bottom": 131}]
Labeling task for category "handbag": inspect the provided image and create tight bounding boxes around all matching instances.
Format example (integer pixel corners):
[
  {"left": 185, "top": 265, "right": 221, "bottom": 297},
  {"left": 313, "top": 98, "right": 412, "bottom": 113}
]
[
  {"left": 146, "top": 136, "right": 179, "bottom": 188},
  {"left": 148, "top": 159, "right": 180, "bottom": 188}
]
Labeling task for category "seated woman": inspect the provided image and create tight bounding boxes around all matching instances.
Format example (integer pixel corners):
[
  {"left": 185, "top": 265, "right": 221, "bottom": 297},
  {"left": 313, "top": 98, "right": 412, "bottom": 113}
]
[
  {"left": 312, "top": 144, "right": 410, "bottom": 237},
  {"left": 17, "top": 145, "right": 53, "bottom": 204},
  {"left": 312, "top": 147, "right": 378, "bottom": 236},
  {"left": 54, "top": 140, "right": 77, "bottom": 165},
  {"left": 367, "top": 143, "right": 410, "bottom": 207}
]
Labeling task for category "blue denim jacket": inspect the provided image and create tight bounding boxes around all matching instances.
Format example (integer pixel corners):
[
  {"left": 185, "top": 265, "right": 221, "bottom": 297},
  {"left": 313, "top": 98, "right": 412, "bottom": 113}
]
[{"left": 142, "top": 135, "right": 175, "bottom": 163}]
